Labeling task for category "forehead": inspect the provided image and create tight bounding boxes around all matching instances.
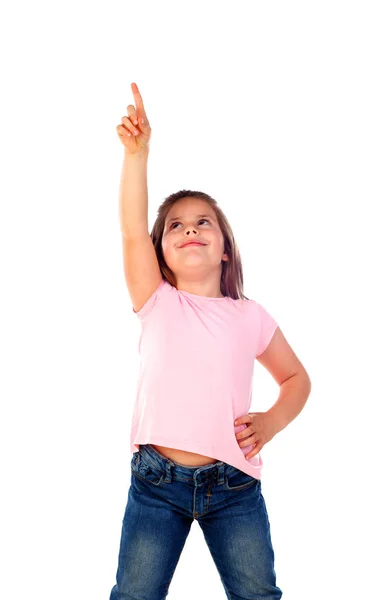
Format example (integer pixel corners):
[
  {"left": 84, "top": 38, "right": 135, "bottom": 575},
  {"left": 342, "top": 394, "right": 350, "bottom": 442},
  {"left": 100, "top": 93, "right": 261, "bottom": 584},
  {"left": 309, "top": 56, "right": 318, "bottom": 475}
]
[{"left": 166, "top": 198, "right": 215, "bottom": 221}]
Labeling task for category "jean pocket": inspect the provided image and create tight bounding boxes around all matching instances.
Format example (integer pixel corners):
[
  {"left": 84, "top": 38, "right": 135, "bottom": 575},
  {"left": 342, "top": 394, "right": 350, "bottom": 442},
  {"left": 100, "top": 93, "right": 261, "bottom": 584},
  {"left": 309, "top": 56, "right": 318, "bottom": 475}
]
[
  {"left": 225, "top": 467, "right": 260, "bottom": 491},
  {"left": 131, "top": 452, "right": 165, "bottom": 487}
]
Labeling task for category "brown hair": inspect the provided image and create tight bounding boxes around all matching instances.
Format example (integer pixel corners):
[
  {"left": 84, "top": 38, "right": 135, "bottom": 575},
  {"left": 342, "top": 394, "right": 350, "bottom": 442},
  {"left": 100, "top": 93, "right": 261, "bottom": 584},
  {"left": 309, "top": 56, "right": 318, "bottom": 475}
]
[{"left": 150, "top": 189, "right": 250, "bottom": 301}]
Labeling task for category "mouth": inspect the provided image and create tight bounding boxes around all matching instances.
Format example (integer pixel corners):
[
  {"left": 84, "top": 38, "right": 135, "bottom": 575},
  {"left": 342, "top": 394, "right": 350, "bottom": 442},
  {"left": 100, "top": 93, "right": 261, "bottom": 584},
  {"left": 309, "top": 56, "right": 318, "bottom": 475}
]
[{"left": 180, "top": 242, "right": 206, "bottom": 248}]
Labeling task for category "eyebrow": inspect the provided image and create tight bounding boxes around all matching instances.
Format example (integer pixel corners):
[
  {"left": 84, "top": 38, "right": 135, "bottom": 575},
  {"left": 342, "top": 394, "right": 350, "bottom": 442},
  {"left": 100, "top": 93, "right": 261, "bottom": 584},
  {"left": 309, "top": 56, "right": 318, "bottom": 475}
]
[{"left": 166, "top": 213, "right": 216, "bottom": 225}]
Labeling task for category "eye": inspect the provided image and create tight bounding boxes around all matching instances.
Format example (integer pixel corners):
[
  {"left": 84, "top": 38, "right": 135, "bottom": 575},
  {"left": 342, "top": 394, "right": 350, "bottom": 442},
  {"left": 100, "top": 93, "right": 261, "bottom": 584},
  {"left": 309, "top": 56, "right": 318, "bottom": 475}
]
[{"left": 170, "top": 219, "right": 210, "bottom": 230}]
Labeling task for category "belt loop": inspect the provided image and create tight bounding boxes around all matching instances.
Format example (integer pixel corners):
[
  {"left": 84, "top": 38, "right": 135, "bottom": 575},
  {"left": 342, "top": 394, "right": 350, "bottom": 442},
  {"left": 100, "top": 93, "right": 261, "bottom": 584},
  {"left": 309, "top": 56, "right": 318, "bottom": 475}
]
[
  {"left": 217, "top": 462, "right": 225, "bottom": 485},
  {"left": 163, "top": 460, "right": 173, "bottom": 483}
]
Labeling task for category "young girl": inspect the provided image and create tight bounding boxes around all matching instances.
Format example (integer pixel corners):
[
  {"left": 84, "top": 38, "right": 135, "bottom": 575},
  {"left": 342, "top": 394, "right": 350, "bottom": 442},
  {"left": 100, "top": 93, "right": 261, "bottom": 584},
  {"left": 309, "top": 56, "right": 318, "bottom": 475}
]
[{"left": 111, "top": 82, "right": 311, "bottom": 600}]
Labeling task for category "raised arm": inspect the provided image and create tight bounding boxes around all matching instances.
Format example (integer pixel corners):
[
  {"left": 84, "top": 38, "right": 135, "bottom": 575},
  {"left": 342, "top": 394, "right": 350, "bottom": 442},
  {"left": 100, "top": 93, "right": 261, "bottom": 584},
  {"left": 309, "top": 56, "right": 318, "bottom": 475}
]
[{"left": 116, "top": 83, "right": 162, "bottom": 313}]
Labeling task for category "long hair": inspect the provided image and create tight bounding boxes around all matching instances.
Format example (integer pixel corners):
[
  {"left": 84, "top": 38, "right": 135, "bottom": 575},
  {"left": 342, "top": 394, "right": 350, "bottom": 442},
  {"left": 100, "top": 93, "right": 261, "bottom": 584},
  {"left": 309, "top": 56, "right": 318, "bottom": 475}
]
[{"left": 150, "top": 189, "right": 249, "bottom": 301}]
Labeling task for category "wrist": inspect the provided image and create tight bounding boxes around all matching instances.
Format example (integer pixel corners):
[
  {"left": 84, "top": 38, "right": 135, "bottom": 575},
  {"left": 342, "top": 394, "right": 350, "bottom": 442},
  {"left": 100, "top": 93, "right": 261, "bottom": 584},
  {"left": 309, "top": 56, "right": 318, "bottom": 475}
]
[
  {"left": 265, "top": 407, "right": 285, "bottom": 436},
  {"left": 124, "top": 148, "right": 149, "bottom": 160}
]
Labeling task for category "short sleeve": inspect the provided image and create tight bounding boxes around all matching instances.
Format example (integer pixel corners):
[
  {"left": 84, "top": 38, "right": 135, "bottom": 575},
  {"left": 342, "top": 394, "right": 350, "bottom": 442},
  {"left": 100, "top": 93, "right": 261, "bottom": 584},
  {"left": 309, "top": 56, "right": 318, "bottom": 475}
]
[
  {"left": 255, "top": 301, "right": 279, "bottom": 357},
  {"left": 132, "top": 278, "right": 166, "bottom": 321}
]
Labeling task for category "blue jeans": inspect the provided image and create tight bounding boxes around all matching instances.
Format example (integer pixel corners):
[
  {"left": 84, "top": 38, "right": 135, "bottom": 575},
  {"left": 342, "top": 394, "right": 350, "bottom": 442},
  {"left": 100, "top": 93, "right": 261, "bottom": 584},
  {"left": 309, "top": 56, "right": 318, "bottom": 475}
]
[{"left": 109, "top": 443, "right": 283, "bottom": 600}]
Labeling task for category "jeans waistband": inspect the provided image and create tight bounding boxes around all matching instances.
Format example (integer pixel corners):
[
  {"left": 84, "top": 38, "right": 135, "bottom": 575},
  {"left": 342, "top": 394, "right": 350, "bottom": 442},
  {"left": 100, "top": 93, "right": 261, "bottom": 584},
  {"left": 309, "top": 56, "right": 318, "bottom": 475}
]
[{"left": 138, "top": 444, "right": 236, "bottom": 485}]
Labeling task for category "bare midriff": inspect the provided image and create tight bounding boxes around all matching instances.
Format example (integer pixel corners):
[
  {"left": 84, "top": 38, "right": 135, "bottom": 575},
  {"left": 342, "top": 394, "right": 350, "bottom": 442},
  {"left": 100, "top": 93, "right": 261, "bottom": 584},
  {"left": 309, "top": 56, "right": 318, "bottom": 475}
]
[{"left": 151, "top": 444, "right": 218, "bottom": 467}]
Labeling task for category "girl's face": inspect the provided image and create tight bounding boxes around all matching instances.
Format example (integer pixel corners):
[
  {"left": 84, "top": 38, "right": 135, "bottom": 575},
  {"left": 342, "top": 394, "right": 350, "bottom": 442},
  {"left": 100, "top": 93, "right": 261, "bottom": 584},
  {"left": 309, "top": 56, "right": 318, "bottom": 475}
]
[{"left": 161, "top": 197, "right": 229, "bottom": 284}]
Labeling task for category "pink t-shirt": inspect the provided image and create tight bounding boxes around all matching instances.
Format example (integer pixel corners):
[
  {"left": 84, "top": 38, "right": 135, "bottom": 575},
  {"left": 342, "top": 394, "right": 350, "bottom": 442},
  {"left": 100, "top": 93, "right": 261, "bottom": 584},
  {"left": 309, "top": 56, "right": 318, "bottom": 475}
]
[{"left": 130, "top": 279, "right": 278, "bottom": 479}]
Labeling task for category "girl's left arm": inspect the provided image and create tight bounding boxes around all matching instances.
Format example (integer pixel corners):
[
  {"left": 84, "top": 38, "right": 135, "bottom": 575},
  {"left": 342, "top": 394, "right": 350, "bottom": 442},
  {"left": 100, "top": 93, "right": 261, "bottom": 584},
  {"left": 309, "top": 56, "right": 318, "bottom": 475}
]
[{"left": 256, "top": 327, "right": 312, "bottom": 434}]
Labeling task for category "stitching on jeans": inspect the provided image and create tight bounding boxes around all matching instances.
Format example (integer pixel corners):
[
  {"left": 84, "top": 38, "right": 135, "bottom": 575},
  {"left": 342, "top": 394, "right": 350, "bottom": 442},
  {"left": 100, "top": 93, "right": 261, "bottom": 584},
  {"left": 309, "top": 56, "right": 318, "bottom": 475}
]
[{"left": 131, "top": 468, "right": 164, "bottom": 486}]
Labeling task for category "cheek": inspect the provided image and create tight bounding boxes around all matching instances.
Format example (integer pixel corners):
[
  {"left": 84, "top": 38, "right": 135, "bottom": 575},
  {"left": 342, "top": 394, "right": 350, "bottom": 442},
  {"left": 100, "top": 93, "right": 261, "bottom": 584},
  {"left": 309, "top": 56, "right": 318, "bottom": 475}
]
[{"left": 161, "top": 237, "right": 172, "bottom": 257}]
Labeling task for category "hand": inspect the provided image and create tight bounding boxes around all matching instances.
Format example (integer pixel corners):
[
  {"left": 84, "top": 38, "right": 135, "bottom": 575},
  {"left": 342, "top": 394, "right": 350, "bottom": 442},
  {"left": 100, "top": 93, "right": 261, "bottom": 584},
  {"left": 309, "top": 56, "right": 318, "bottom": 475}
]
[
  {"left": 234, "top": 411, "right": 278, "bottom": 460},
  {"left": 116, "top": 82, "right": 152, "bottom": 154}
]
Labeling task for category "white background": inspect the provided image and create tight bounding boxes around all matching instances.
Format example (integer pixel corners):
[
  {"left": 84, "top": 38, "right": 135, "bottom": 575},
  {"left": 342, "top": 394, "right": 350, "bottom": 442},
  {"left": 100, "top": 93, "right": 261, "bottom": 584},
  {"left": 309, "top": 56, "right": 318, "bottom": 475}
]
[{"left": 1, "top": 1, "right": 381, "bottom": 599}]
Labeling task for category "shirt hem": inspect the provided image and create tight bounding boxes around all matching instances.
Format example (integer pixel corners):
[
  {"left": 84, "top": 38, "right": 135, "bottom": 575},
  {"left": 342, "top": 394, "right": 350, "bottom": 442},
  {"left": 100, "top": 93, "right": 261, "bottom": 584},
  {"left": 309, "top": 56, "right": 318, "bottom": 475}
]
[{"left": 131, "top": 434, "right": 263, "bottom": 480}]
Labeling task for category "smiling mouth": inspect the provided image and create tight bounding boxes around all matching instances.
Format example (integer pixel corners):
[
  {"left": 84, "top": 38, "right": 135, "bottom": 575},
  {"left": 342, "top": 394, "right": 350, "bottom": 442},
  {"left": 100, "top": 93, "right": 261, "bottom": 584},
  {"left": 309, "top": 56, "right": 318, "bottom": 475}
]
[{"left": 181, "top": 242, "right": 206, "bottom": 248}]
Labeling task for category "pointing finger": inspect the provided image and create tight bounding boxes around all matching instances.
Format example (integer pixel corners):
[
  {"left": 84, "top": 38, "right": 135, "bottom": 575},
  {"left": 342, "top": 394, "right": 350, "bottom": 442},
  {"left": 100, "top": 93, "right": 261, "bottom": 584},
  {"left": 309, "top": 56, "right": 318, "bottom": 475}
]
[{"left": 131, "top": 82, "right": 147, "bottom": 120}]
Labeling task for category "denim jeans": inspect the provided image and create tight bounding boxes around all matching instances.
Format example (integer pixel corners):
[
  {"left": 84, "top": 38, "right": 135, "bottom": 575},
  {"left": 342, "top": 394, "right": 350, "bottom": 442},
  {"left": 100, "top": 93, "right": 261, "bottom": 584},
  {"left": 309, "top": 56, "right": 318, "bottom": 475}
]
[{"left": 109, "top": 443, "right": 283, "bottom": 600}]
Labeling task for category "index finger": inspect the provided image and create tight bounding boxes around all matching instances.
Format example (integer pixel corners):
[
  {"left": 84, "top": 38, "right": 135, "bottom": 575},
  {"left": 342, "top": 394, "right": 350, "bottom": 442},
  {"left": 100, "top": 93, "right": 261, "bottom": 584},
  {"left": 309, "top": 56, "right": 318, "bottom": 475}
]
[{"left": 131, "top": 82, "right": 146, "bottom": 115}]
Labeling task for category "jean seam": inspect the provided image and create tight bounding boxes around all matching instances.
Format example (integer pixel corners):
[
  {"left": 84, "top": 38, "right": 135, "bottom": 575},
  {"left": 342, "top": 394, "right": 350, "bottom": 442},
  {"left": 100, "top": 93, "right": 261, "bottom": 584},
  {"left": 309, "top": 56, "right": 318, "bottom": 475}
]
[{"left": 131, "top": 468, "right": 164, "bottom": 487}]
